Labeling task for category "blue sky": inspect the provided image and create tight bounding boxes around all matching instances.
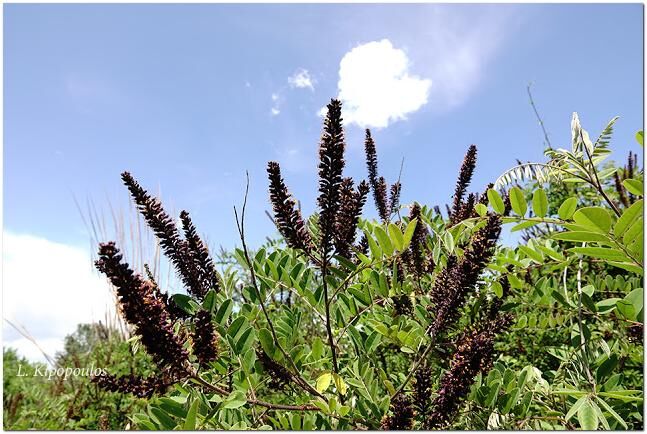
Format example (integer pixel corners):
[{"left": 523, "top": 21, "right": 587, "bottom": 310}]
[{"left": 3, "top": 4, "right": 643, "bottom": 360}]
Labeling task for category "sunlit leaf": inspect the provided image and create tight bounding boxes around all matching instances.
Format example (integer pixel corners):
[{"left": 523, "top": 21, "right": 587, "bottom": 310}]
[
  {"left": 509, "top": 186, "right": 527, "bottom": 217},
  {"left": 532, "top": 189, "right": 548, "bottom": 218},
  {"left": 558, "top": 197, "right": 578, "bottom": 220},
  {"left": 572, "top": 207, "right": 612, "bottom": 233}
]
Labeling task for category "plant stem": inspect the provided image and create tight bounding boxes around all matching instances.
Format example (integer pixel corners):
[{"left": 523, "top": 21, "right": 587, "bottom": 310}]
[
  {"left": 321, "top": 259, "right": 339, "bottom": 376},
  {"left": 234, "top": 172, "right": 323, "bottom": 400},
  {"left": 390, "top": 335, "right": 435, "bottom": 400},
  {"left": 527, "top": 82, "right": 553, "bottom": 149}
]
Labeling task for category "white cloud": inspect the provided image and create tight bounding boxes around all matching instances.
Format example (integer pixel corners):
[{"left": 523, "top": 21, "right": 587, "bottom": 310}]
[
  {"left": 288, "top": 68, "right": 315, "bottom": 91},
  {"left": 2, "top": 232, "right": 115, "bottom": 362},
  {"left": 331, "top": 39, "right": 431, "bottom": 129}
]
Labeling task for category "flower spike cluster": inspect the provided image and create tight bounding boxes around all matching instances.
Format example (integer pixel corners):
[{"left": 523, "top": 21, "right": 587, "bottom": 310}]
[
  {"left": 448, "top": 145, "right": 478, "bottom": 225},
  {"left": 180, "top": 211, "right": 220, "bottom": 294},
  {"left": 334, "top": 178, "right": 370, "bottom": 258},
  {"left": 429, "top": 214, "right": 502, "bottom": 336},
  {"left": 267, "top": 161, "right": 315, "bottom": 252},
  {"left": 256, "top": 349, "right": 293, "bottom": 391},
  {"left": 144, "top": 263, "right": 188, "bottom": 321},
  {"left": 317, "top": 99, "right": 347, "bottom": 258},
  {"left": 364, "top": 129, "right": 401, "bottom": 222},
  {"left": 402, "top": 203, "right": 433, "bottom": 279},
  {"left": 267, "top": 99, "right": 369, "bottom": 261},
  {"left": 192, "top": 310, "right": 219, "bottom": 368},
  {"left": 425, "top": 314, "right": 512, "bottom": 429},
  {"left": 121, "top": 172, "right": 220, "bottom": 300},
  {"left": 92, "top": 372, "right": 172, "bottom": 399},
  {"left": 381, "top": 394, "right": 414, "bottom": 430},
  {"left": 413, "top": 365, "right": 433, "bottom": 422},
  {"left": 95, "top": 242, "right": 189, "bottom": 370},
  {"left": 389, "top": 182, "right": 402, "bottom": 215}
]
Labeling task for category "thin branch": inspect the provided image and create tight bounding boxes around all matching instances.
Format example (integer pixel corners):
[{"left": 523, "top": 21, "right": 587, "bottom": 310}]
[
  {"left": 192, "top": 374, "right": 320, "bottom": 412},
  {"left": 527, "top": 82, "right": 553, "bottom": 150},
  {"left": 233, "top": 172, "right": 323, "bottom": 400},
  {"left": 582, "top": 142, "right": 622, "bottom": 217},
  {"left": 390, "top": 334, "right": 436, "bottom": 400},
  {"left": 321, "top": 259, "right": 339, "bottom": 376},
  {"left": 575, "top": 243, "right": 596, "bottom": 390}
]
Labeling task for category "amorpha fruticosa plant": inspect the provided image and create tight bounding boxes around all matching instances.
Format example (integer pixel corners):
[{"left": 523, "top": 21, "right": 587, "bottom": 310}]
[{"left": 91, "top": 100, "right": 643, "bottom": 430}]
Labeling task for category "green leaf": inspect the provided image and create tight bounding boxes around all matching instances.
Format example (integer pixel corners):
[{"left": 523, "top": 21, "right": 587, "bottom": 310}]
[
  {"left": 551, "top": 231, "right": 611, "bottom": 243},
  {"left": 636, "top": 130, "right": 644, "bottom": 146},
  {"left": 519, "top": 245, "right": 543, "bottom": 264},
  {"left": 258, "top": 328, "right": 275, "bottom": 356},
  {"left": 223, "top": 391, "right": 247, "bottom": 409},
  {"left": 596, "top": 298, "right": 619, "bottom": 314},
  {"left": 235, "top": 327, "right": 256, "bottom": 355},
  {"left": 623, "top": 179, "right": 643, "bottom": 196},
  {"left": 316, "top": 372, "right": 332, "bottom": 393},
  {"left": 551, "top": 289, "right": 572, "bottom": 308},
  {"left": 171, "top": 294, "right": 196, "bottom": 315},
  {"left": 598, "top": 391, "right": 644, "bottom": 402},
  {"left": 364, "top": 230, "right": 381, "bottom": 258},
  {"left": 581, "top": 293, "right": 597, "bottom": 313},
  {"left": 596, "top": 354, "right": 618, "bottom": 382},
  {"left": 615, "top": 200, "right": 644, "bottom": 237},
  {"left": 511, "top": 221, "right": 539, "bottom": 232},
  {"left": 214, "top": 299, "right": 234, "bottom": 325},
  {"left": 402, "top": 218, "right": 418, "bottom": 249},
  {"left": 388, "top": 223, "right": 404, "bottom": 251},
  {"left": 558, "top": 197, "right": 578, "bottom": 220},
  {"left": 338, "top": 405, "right": 351, "bottom": 417},
  {"left": 332, "top": 373, "right": 348, "bottom": 395},
  {"left": 183, "top": 399, "right": 199, "bottom": 430},
  {"left": 607, "top": 261, "right": 643, "bottom": 275},
  {"left": 227, "top": 317, "right": 247, "bottom": 339},
  {"left": 374, "top": 226, "right": 394, "bottom": 256},
  {"left": 572, "top": 207, "right": 612, "bottom": 233},
  {"left": 491, "top": 281, "right": 503, "bottom": 298},
  {"left": 149, "top": 406, "right": 177, "bottom": 429},
  {"left": 443, "top": 231, "right": 454, "bottom": 253},
  {"left": 536, "top": 244, "right": 565, "bottom": 261},
  {"left": 474, "top": 203, "right": 488, "bottom": 217},
  {"left": 158, "top": 398, "right": 187, "bottom": 419},
  {"left": 596, "top": 396, "right": 628, "bottom": 429},
  {"left": 568, "top": 247, "right": 628, "bottom": 261},
  {"left": 203, "top": 290, "right": 217, "bottom": 313},
  {"left": 509, "top": 187, "right": 527, "bottom": 217},
  {"left": 565, "top": 396, "right": 588, "bottom": 421},
  {"left": 310, "top": 337, "right": 324, "bottom": 360},
  {"left": 622, "top": 217, "right": 643, "bottom": 246},
  {"left": 532, "top": 189, "right": 548, "bottom": 218},
  {"left": 507, "top": 274, "right": 524, "bottom": 289},
  {"left": 487, "top": 189, "right": 505, "bottom": 214},
  {"left": 616, "top": 288, "right": 643, "bottom": 321},
  {"left": 590, "top": 400, "right": 610, "bottom": 430},
  {"left": 577, "top": 399, "right": 598, "bottom": 430}
]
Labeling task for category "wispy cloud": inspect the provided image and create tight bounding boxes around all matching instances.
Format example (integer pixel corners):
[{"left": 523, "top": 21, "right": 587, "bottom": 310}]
[
  {"left": 328, "top": 39, "right": 432, "bottom": 129},
  {"left": 2, "top": 232, "right": 114, "bottom": 362},
  {"left": 417, "top": 7, "right": 515, "bottom": 111},
  {"left": 288, "top": 68, "right": 315, "bottom": 91},
  {"left": 270, "top": 93, "right": 281, "bottom": 116}
]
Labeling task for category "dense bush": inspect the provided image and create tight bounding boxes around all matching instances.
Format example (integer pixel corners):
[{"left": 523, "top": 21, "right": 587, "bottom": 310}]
[
  {"left": 4, "top": 100, "right": 643, "bottom": 430},
  {"left": 3, "top": 323, "right": 152, "bottom": 430}
]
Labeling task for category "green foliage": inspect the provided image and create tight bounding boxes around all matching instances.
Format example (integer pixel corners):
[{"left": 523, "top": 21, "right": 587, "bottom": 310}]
[{"left": 3, "top": 324, "right": 152, "bottom": 430}]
